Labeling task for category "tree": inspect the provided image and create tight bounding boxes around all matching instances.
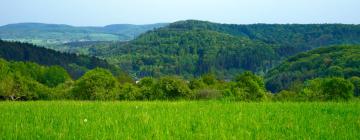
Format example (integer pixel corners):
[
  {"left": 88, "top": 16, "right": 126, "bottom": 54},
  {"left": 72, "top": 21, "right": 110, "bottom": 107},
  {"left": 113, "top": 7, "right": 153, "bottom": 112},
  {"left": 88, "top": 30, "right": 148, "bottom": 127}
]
[
  {"left": 349, "top": 76, "right": 360, "bottom": 96},
  {"left": 138, "top": 77, "right": 162, "bottom": 100},
  {"left": 72, "top": 68, "right": 118, "bottom": 100},
  {"left": 201, "top": 73, "right": 217, "bottom": 85},
  {"left": 301, "top": 77, "right": 354, "bottom": 101},
  {"left": 233, "top": 71, "right": 267, "bottom": 101},
  {"left": 40, "top": 66, "right": 71, "bottom": 87},
  {"left": 188, "top": 78, "right": 206, "bottom": 90},
  {"left": 156, "top": 76, "right": 193, "bottom": 100},
  {"left": 322, "top": 77, "right": 354, "bottom": 100},
  {"left": 0, "top": 73, "right": 50, "bottom": 100},
  {"left": 326, "top": 66, "right": 344, "bottom": 77},
  {"left": 118, "top": 83, "right": 141, "bottom": 100}
]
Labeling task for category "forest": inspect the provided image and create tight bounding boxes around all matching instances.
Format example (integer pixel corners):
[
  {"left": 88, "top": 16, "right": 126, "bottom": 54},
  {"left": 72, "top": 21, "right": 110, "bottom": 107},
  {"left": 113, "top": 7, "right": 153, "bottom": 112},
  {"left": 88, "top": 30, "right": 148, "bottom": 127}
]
[
  {"left": 53, "top": 20, "right": 360, "bottom": 79},
  {"left": 0, "top": 40, "right": 131, "bottom": 80},
  {"left": 0, "top": 44, "right": 359, "bottom": 101},
  {"left": 0, "top": 20, "right": 360, "bottom": 101}
]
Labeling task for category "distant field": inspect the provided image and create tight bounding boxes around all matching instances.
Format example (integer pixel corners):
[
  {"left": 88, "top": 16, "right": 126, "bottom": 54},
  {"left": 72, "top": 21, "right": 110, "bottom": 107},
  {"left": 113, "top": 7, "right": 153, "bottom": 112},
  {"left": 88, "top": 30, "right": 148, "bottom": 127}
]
[{"left": 0, "top": 101, "right": 359, "bottom": 139}]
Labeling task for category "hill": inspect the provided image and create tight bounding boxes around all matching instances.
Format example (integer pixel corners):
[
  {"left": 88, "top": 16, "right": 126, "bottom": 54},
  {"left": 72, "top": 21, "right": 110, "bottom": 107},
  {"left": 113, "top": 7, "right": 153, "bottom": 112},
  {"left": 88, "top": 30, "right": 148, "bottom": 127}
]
[
  {"left": 0, "top": 40, "right": 130, "bottom": 80},
  {"left": 68, "top": 20, "right": 360, "bottom": 78},
  {"left": 0, "top": 23, "right": 167, "bottom": 45},
  {"left": 87, "top": 27, "right": 278, "bottom": 78},
  {"left": 265, "top": 45, "right": 360, "bottom": 92}
]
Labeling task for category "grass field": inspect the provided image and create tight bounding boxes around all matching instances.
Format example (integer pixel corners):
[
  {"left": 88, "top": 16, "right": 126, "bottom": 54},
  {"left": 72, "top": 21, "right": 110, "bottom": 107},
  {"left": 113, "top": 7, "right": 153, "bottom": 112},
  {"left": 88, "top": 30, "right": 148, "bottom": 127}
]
[{"left": 0, "top": 101, "right": 359, "bottom": 139}]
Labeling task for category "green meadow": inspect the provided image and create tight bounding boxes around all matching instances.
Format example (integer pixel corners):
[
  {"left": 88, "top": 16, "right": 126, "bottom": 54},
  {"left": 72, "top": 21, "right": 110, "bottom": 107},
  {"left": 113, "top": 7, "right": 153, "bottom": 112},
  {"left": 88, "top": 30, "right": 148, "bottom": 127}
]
[{"left": 1, "top": 101, "right": 359, "bottom": 139}]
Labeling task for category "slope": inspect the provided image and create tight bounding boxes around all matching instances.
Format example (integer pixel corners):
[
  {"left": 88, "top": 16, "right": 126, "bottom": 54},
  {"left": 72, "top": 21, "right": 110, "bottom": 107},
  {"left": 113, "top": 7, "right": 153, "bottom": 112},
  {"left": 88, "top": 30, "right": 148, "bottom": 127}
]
[
  {"left": 0, "top": 40, "right": 130, "bottom": 80},
  {"left": 265, "top": 45, "right": 360, "bottom": 92}
]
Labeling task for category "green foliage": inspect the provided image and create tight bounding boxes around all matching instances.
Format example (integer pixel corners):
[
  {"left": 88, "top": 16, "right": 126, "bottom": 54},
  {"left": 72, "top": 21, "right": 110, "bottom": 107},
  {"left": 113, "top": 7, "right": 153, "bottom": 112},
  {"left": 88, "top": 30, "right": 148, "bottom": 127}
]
[
  {"left": 51, "top": 80, "right": 75, "bottom": 100},
  {"left": 201, "top": 73, "right": 218, "bottom": 85},
  {"left": 72, "top": 68, "right": 118, "bottom": 100},
  {"left": 80, "top": 24, "right": 278, "bottom": 78},
  {"left": 0, "top": 73, "right": 50, "bottom": 100},
  {"left": 0, "top": 59, "right": 59, "bottom": 100},
  {"left": 59, "top": 20, "right": 360, "bottom": 79},
  {"left": 349, "top": 76, "right": 360, "bottom": 96},
  {"left": 222, "top": 72, "right": 267, "bottom": 101},
  {"left": 0, "top": 40, "right": 130, "bottom": 79},
  {"left": 273, "top": 90, "right": 299, "bottom": 101},
  {"left": 266, "top": 46, "right": 360, "bottom": 92},
  {"left": 301, "top": 77, "right": 354, "bottom": 101},
  {"left": 322, "top": 78, "right": 354, "bottom": 100},
  {"left": 195, "top": 88, "right": 222, "bottom": 100},
  {"left": 137, "top": 77, "right": 162, "bottom": 100},
  {"left": 188, "top": 78, "right": 206, "bottom": 90},
  {"left": 118, "top": 83, "right": 141, "bottom": 100},
  {"left": 40, "top": 66, "right": 71, "bottom": 87},
  {"left": 156, "top": 76, "right": 194, "bottom": 100},
  {"left": 234, "top": 71, "right": 267, "bottom": 101}
]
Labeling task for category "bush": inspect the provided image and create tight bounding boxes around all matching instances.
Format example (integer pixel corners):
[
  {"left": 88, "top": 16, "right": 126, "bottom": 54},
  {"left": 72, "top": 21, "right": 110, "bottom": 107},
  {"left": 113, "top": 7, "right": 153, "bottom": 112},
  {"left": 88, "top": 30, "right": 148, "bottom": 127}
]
[
  {"left": 301, "top": 77, "right": 354, "bottom": 101},
  {"left": 189, "top": 78, "right": 206, "bottom": 90},
  {"left": 138, "top": 77, "right": 163, "bottom": 100},
  {"left": 72, "top": 68, "right": 118, "bottom": 100},
  {"left": 40, "top": 66, "right": 71, "bottom": 87},
  {"left": 51, "top": 80, "right": 75, "bottom": 100},
  {"left": 273, "top": 90, "right": 298, "bottom": 101},
  {"left": 156, "top": 76, "right": 194, "bottom": 100},
  {"left": 322, "top": 77, "right": 354, "bottom": 101},
  {"left": 233, "top": 71, "right": 267, "bottom": 101},
  {"left": 195, "top": 88, "right": 222, "bottom": 100},
  {"left": 349, "top": 76, "right": 360, "bottom": 96},
  {"left": 118, "top": 83, "right": 141, "bottom": 100},
  {"left": 201, "top": 73, "right": 218, "bottom": 85},
  {"left": 0, "top": 73, "right": 50, "bottom": 100}
]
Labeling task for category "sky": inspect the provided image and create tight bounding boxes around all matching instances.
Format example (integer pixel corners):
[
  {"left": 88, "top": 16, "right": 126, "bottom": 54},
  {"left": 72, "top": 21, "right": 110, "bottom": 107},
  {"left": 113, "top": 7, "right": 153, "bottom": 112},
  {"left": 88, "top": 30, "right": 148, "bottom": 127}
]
[{"left": 1, "top": 0, "right": 360, "bottom": 26}]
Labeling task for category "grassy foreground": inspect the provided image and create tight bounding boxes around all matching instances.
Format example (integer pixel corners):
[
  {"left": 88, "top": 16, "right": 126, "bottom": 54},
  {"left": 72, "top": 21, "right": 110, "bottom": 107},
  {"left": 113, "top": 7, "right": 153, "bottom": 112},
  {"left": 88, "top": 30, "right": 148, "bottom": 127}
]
[{"left": 0, "top": 101, "right": 359, "bottom": 139}]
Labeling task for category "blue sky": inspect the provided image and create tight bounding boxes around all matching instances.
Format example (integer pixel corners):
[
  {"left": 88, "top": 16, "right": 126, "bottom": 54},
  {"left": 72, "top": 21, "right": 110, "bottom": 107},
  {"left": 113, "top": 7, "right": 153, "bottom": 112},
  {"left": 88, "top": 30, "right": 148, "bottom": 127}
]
[{"left": 1, "top": 0, "right": 360, "bottom": 26}]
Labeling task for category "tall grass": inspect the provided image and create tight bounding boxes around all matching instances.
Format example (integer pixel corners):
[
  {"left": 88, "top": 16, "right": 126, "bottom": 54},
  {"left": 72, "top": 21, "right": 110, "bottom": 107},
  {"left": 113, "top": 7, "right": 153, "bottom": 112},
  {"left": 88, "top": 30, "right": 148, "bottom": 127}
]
[{"left": 0, "top": 101, "right": 359, "bottom": 139}]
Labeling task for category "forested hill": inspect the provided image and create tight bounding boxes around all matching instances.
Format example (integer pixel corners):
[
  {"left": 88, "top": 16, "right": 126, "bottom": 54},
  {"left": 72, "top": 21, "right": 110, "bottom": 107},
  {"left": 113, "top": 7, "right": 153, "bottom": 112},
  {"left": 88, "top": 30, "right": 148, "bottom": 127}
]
[
  {"left": 265, "top": 45, "right": 360, "bottom": 92},
  {"left": 170, "top": 20, "right": 360, "bottom": 56},
  {"left": 0, "top": 40, "right": 130, "bottom": 80},
  {"left": 92, "top": 27, "right": 278, "bottom": 78},
  {"left": 0, "top": 23, "right": 167, "bottom": 45},
  {"left": 78, "top": 20, "right": 360, "bottom": 78}
]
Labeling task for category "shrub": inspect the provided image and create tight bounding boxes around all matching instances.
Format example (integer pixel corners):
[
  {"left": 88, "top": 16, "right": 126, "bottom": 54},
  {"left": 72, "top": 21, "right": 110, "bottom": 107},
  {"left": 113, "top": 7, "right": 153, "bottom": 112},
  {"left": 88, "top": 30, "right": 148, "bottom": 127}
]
[
  {"left": 233, "top": 71, "right": 267, "bottom": 101},
  {"left": 301, "top": 77, "right": 354, "bottom": 101},
  {"left": 189, "top": 78, "right": 206, "bottom": 90},
  {"left": 273, "top": 90, "right": 298, "bottom": 101},
  {"left": 349, "top": 76, "right": 360, "bottom": 96},
  {"left": 118, "top": 83, "right": 141, "bottom": 100},
  {"left": 201, "top": 73, "right": 218, "bottom": 85},
  {"left": 40, "top": 66, "right": 71, "bottom": 87},
  {"left": 195, "top": 88, "right": 222, "bottom": 100},
  {"left": 156, "top": 76, "right": 194, "bottom": 100},
  {"left": 72, "top": 68, "right": 118, "bottom": 100},
  {"left": 138, "top": 77, "right": 163, "bottom": 100},
  {"left": 0, "top": 73, "right": 50, "bottom": 100},
  {"left": 322, "top": 77, "right": 354, "bottom": 100}
]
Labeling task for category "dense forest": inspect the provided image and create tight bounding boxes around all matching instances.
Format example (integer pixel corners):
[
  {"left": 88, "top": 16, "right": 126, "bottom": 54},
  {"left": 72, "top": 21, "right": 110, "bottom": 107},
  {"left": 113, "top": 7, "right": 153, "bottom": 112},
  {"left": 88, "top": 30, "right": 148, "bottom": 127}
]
[
  {"left": 266, "top": 45, "right": 360, "bottom": 93},
  {"left": 58, "top": 20, "right": 360, "bottom": 78},
  {"left": 1, "top": 20, "right": 360, "bottom": 101},
  {"left": 0, "top": 40, "right": 131, "bottom": 80}
]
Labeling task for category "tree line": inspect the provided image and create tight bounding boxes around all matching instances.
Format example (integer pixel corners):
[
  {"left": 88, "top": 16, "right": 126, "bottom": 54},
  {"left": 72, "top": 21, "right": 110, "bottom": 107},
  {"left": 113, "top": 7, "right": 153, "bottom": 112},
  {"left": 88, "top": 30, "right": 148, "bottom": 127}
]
[{"left": 1, "top": 58, "right": 358, "bottom": 101}]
